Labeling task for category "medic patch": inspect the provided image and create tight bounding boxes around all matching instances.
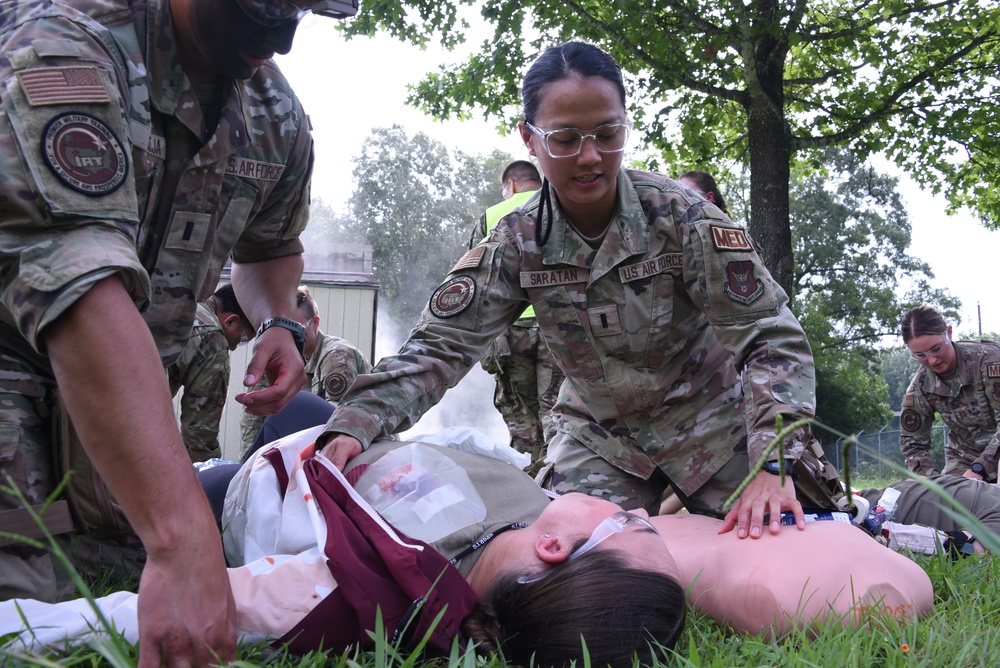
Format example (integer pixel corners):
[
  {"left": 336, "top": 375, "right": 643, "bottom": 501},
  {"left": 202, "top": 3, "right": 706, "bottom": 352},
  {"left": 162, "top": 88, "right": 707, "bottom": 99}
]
[
  {"left": 711, "top": 225, "right": 752, "bottom": 251},
  {"left": 900, "top": 409, "right": 922, "bottom": 432},
  {"left": 451, "top": 246, "right": 485, "bottom": 272},
  {"left": 619, "top": 253, "right": 683, "bottom": 283},
  {"left": 986, "top": 363, "right": 1000, "bottom": 378},
  {"left": 429, "top": 275, "right": 476, "bottom": 318},
  {"left": 41, "top": 112, "right": 128, "bottom": 196},
  {"left": 722, "top": 260, "right": 764, "bottom": 305},
  {"left": 18, "top": 66, "right": 110, "bottom": 106},
  {"left": 325, "top": 373, "right": 349, "bottom": 399}
]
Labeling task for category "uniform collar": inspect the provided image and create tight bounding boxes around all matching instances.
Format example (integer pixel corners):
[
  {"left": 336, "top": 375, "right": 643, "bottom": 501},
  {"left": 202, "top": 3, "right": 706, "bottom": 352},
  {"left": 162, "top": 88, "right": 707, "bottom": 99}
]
[{"left": 541, "top": 169, "right": 649, "bottom": 283}]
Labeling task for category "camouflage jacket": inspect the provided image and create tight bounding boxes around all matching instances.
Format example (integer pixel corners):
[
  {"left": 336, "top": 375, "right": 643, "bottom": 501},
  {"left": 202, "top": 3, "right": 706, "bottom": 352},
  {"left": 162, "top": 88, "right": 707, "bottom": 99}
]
[
  {"left": 326, "top": 170, "right": 817, "bottom": 495},
  {"left": 306, "top": 331, "right": 372, "bottom": 402},
  {"left": 166, "top": 302, "right": 229, "bottom": 462},
  {"left": 899, "top": 340, "right": 1000, "bottom": 480},
  {"left": 0, "top": 0, "right": 312, "bottom": 377}
]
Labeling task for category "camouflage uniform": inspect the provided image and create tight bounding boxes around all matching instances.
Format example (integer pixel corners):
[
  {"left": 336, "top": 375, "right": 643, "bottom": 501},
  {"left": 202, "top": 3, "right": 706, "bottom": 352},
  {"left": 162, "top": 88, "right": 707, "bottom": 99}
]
[
  {"left": 899, "top": 340, "right": 1000, "bottom": 481},
  {"left": 473, "top": 190, "right": 566, "bottom": 473},
  {"left": 325, "top": 170, "right": 838, "bottom": 517},
  {"left": 0, "top": 0, "right": 312, "bottom": 599},
  {"left": 240, "top": 331, "right": 371, "bottom": 456},
  {"left": 166, "top": 302, "right": 231, "bottom": 463}
]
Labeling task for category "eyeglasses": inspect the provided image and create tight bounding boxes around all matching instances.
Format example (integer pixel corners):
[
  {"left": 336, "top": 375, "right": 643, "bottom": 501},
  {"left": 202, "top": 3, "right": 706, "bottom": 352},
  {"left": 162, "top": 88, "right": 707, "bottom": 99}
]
[
  {"left": 233, "top": 0, "right": 358, "bottom": 27},
  {"left": 517, "top": 511, "right": 658, "bottom": 584},
  {"left": 525, "top": 121, "right": 632, "bottom": 159},
  {"left": 910, "top": 336, "right": 950, "bottom": 361}
]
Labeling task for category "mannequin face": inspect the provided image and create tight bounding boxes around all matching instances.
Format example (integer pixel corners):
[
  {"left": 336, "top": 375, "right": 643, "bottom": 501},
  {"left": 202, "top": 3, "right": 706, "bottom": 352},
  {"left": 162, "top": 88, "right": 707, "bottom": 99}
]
[{"left": 491, "top": 494, "right": 679, "bottom": 585}]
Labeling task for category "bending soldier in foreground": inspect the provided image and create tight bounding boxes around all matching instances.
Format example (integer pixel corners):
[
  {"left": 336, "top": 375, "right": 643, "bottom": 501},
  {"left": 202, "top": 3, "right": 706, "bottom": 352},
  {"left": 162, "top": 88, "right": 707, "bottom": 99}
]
[{"left": 0, "top": 0, "right": 357, "bottom": 663}]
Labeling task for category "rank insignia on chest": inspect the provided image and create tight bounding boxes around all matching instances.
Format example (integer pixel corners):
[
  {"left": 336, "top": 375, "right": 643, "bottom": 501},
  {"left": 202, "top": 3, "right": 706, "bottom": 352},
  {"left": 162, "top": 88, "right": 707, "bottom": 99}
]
[{"left": 723, "top": 260, "right": 764, "bottom": 305}]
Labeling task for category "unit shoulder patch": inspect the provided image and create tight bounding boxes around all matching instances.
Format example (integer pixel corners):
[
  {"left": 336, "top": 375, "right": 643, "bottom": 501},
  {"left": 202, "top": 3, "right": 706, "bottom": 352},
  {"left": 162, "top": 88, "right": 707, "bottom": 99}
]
[
  {"left": 429, "top": 275, "right": 476, "bottom": 318},
  {"left": 41, "top": 112, "right": 128, "bottom": 196}
]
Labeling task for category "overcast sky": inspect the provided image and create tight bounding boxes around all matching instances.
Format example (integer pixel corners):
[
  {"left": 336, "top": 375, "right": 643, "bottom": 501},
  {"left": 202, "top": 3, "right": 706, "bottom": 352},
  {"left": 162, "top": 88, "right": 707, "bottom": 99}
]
[{"left": 277, "top": 18, "right": 999, "bottom": 340}]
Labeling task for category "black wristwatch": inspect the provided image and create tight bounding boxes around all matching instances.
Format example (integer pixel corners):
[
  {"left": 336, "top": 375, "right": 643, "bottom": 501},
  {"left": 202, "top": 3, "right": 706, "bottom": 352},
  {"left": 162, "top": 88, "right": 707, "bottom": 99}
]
[
  {"left": 256, "top": 316, "right": 306, "bottom": 357},
  {"left": 970, "top": 462, "right": 987, "bottom": 478},
  {"left": 762, "top": 459, "right": 797, "bottom": 480}
]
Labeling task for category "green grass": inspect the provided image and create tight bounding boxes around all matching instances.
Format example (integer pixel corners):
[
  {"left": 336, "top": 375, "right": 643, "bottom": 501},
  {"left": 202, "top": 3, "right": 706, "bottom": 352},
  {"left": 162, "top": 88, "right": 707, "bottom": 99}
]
[{"left": 3, "top": 475, "right": 998, "bottom": 667}]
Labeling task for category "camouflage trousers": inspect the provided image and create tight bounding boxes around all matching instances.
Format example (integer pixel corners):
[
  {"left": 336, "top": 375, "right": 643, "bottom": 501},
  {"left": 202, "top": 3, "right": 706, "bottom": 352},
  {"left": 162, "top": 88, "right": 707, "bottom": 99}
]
[
  {"left": 483, "top": 319, "right": 566, "bottom": 476},
  {"left": 1, "top": 359, "right": 145, "bottom": 602},
  {"left": 538, "top": 432, "right": 843, "bottom": 518}
]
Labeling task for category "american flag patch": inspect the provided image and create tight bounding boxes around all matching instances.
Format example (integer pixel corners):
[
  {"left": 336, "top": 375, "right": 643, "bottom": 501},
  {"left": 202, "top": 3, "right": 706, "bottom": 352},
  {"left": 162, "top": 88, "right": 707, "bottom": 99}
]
[
  {"left": 18, "top": 66, "right": 110, "bottom": 106},
  {"left": 451, "top": 246, "right": 485, "bottom": 272}
]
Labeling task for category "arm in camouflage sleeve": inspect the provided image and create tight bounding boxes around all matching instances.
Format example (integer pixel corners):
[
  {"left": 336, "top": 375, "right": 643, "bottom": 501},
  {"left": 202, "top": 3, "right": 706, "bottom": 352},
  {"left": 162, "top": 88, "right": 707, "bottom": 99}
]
[
  {"left": 323, "top": 236, "right": 529, "bottom": 447},
  {"left": 313, "top": 339, "right": 372, "bottom": 402},
  {"left": 973, "top": 354, "right": 1000, "bottom": 481},
  {"left": 173, "top": 331, "right": 230, "bottom": 462},
  {"left": 683, "top": 217, "right": 817, "bottom": 466},
  {"left": 899, "top": 386, "right": 940, "bottom": 476}
]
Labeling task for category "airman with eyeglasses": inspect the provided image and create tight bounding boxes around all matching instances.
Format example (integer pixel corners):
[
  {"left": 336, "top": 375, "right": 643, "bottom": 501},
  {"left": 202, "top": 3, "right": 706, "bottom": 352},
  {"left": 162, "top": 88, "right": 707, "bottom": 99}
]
[{"left": 899, "top": 305, "right": 1000, "bottom": 483}]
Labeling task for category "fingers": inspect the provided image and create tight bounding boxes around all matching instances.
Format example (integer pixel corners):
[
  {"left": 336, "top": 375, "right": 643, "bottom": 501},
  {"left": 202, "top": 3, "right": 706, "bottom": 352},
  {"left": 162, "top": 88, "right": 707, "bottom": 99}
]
[{"left": 319, "top": 435, "right": 363, "bottom": 471}]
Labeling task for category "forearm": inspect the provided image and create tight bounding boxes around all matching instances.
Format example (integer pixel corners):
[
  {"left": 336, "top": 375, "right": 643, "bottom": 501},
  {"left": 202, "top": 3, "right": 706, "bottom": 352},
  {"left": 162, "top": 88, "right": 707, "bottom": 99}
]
[
  {"left": 230, "top": 254, "right": 304, "bottom": 328},
  {"left": 44, "top": 276, "right": 218, "bottom": 552}
]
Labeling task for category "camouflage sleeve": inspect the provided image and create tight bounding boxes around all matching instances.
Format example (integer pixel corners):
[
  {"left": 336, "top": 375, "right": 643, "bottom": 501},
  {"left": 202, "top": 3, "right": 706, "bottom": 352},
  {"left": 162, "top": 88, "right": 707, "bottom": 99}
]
[
  {"left": 975, "top": 355, "right": 1000, "bottom": 480},
  {"left": 468, "top": 212, "right": 488, "bottom": 250},
  {"left": 899, "top": 387, "right": 940, "bottom": 476},
  {"left": 684, "top": 214, "right": 816, "bottom": 465},
  {"left": 325, "top": 234, "right": 527, "bottom": 446},
  {"left": 313, "top": 340, "right": 373, "bottom": 402},
  {"left": 172, "top": 331, "right": 230, "bottom": 462},
  {"left": 0, "top": 13, "right": 149, "bottom": 353},
  {"left": 230, "top": 65, "right": 313, "bottom": 264}
]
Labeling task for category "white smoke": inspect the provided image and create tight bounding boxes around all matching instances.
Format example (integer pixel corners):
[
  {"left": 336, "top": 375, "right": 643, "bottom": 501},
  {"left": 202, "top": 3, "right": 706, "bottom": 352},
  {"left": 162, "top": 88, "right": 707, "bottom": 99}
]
[{"left": 373, "top": 310, "right": 509, "bottom": 444}]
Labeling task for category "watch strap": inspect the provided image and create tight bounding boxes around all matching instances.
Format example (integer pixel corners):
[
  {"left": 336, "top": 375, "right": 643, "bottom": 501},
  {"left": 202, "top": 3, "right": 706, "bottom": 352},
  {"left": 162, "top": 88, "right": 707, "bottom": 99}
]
[{"left": 257, "top": 316, "right": 306, "bottom": 356}]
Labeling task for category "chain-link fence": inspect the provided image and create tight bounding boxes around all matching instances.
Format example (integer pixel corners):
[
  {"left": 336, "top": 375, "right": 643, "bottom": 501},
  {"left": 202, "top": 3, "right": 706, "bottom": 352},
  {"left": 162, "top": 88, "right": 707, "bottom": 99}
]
[{"left": 822, "top": 424, "right": 948, "bottom": 478}]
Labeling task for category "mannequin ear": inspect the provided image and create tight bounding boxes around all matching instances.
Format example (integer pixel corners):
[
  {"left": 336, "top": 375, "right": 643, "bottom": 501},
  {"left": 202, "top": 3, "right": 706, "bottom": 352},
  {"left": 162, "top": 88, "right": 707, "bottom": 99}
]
[{"left": 534, "top": 533, "right": 573, "bottom": 565}]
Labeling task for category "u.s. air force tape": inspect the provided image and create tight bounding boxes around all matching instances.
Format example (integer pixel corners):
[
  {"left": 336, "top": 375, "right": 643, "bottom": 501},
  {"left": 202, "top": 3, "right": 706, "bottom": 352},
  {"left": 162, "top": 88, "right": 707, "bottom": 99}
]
[
  {"left": 429, "top": 275, "right": 476, "bottom": 318},
  {"left": 41, "top": 112, "right": 128, "bottom": 196}
]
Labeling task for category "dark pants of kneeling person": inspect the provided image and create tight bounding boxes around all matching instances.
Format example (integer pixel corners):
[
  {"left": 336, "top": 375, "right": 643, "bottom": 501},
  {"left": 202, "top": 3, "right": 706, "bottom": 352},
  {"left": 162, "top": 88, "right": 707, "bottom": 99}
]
[{"left": 199, "top": 391, "right": 336, "bottom": 526}]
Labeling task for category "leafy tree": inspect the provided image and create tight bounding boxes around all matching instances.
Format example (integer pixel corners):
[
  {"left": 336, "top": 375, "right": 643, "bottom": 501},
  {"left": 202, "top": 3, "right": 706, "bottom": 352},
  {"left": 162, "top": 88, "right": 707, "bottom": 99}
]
[
  {"left": 341, "top": 0, "right": 1000, "bottom": 297},
  {"left": 878, "top": 346, "right": 920, "bottom": 415},
  {"left": 345, "top": 125, "right": 512, "bottom": 324}
]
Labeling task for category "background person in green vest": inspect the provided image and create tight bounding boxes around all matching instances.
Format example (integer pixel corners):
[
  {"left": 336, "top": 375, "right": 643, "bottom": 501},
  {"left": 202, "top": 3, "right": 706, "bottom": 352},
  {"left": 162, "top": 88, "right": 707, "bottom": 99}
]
[{"left": 470, "top": 161, "right": 566, "bottom": 476}]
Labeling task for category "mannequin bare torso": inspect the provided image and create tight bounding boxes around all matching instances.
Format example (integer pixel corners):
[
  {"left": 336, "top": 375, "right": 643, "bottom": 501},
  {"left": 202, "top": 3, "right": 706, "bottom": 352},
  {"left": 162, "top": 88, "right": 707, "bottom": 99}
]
[{"left": 652, "top": 514, "right": 934, "bottom": 636}]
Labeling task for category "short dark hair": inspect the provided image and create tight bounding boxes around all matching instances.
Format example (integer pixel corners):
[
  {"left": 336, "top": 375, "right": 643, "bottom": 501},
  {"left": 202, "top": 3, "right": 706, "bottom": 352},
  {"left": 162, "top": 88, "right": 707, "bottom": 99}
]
[
  {"left": 522, "top": 41, "right": 626, "bottom": 125},
  {"left": 212, "top": 283, "right": 251, "bottom": 330},
  {"left": 462, "top": 549, "right": 686, "bottom": 668},
  {"left": 678, "top": 170, "right": 730, "bottom": 215},
  {"left": 502, "top": 160, "right": 541, "bottom": 188},
  {"left": 901, "top": 305, "right": 948, "bottom": 343}
]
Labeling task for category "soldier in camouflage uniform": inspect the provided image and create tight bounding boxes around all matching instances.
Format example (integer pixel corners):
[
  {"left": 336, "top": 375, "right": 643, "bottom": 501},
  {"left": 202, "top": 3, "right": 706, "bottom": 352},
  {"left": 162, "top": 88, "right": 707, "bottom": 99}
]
[
  {"left": 899, "top": 305, "right": 1000, "bottom": 482},
  {"left": 320, "top": 42, "right": 841, "bottom": 542},
  {"left": 0, "top": 0, "right": 354, "bottom": 662},
  {"left": 167, "top": 283, "right": 255, "bottom": 463},
  {"left": 240, "top": 285, "right": 372, "bottom": 457},
  {"left": 470, "top": 161, "right": 566, "bottom": 474}
]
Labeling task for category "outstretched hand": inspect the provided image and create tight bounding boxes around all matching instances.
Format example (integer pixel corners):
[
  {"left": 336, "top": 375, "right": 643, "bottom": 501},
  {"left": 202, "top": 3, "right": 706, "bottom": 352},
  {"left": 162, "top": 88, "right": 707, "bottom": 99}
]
[
  {"left": 719, "top": 471, "right": 804, "bottom": 538},
  {"left": 236, "top": 327, "right": 306, "bottom": 416}
]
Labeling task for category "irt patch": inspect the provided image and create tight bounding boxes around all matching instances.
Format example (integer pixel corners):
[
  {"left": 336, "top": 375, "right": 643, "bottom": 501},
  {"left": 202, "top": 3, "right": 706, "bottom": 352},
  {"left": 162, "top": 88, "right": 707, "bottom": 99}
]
[
  {"left": 723, "top": 260, "right": 764, "bottom": 305},
  {"left": 325, "top": 373, "right": 348, "bottom": 399},
  {"left": 900, "top": 409, "right": 922, "bottom": 432},
  {"left": 41, "top": 112, "right": 128, "bottom": 195},
  {"left": 429, "top": 275, "right": 476, "bottom": 318}
]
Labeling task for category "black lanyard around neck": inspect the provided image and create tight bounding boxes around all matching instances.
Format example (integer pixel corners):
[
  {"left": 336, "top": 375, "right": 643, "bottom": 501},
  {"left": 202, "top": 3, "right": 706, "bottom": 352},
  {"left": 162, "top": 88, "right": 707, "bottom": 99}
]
[{"left": 449, "top": 522, "right": 528, "bottom": 565}]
